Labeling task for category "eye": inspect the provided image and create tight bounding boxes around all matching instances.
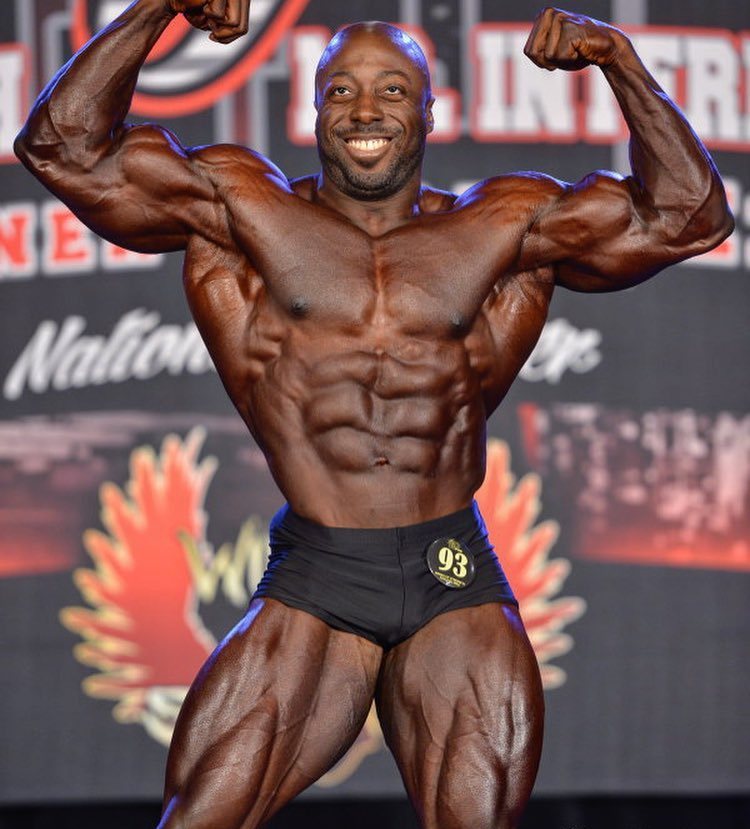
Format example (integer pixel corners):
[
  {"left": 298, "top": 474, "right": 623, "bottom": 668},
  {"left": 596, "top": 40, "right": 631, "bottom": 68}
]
[
  {"left": 384, "top": 85, "right": 405, "bottom": 95},
  {"left": 330, "top": 86, "right": 351, "bottom": 97}
]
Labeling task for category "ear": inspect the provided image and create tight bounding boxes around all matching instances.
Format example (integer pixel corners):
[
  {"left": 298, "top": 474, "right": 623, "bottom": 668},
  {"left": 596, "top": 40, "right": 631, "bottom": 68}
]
[{"left": 425, "top": 96, "right": 435, "bottom": 134}]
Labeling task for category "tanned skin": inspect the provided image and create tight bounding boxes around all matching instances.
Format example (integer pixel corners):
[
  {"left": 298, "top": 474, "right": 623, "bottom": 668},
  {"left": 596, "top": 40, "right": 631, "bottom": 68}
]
[{"left": 16, "top": 1, "right": 732, "bottom": 827}]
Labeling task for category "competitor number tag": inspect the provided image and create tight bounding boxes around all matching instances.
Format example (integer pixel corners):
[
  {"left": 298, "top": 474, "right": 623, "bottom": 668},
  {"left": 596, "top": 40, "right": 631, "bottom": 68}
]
[{"left": 426, "top": 537, "right": 476, "bottom": 589}]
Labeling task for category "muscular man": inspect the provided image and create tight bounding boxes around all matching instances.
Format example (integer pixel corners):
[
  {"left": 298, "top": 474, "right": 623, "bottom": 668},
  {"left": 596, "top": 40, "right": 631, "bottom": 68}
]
[{"left": 16, "top": 1, "right": 732, "bottom": 827}]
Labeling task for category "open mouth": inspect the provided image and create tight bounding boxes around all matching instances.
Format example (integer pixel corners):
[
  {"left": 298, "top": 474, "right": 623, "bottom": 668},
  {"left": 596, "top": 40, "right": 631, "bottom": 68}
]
[
  {"left": 339, "top": 135, "right": 396, "bottom": 163},
  {"left": 345, "top": 137, "right": 392, "bottom": 152}
]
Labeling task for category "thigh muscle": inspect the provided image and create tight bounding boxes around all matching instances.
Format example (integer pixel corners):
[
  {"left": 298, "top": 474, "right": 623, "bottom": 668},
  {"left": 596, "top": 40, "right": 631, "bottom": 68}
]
[
  {"left": 376, "top": 603, "right": 544, "bottom": 829},
  {"left": 159, "top": 598, "right": 383, "bottom": 829}
]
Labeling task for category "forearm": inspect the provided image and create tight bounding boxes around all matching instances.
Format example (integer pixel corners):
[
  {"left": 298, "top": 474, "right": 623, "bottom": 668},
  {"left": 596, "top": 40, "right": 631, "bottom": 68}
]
[
  {"left": 602, "top": 35, "right": 733, "bottom": 242},
  {"left": 15, "top": 0, "right": 175, "bottom": 173}
]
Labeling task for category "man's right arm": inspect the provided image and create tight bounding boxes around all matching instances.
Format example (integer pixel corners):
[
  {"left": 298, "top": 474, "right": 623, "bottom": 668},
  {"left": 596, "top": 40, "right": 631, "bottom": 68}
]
[{"left": 14, "top": 0, "right": 264, "bottom": 253}]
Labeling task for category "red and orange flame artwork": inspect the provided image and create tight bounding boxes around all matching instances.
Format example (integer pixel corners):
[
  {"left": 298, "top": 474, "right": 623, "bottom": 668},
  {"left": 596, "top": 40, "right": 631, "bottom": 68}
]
[
  {"left": 476, "top": 439, "right": 586, "bottom": 690},
  {"left": 61, "top": 431, "right": 585, "bottom": 783}
]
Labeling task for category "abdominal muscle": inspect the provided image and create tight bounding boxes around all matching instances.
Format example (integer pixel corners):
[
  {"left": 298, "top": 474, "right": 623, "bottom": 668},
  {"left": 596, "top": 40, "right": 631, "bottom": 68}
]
[{"left": 240, "top": 334, "right": 488, "bottom": 528}]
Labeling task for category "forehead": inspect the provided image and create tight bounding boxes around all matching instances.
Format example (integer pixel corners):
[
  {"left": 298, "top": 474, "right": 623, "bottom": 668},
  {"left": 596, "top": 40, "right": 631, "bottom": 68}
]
[{"left": 316, "top": 27, "right": 430, "bottom": 90}]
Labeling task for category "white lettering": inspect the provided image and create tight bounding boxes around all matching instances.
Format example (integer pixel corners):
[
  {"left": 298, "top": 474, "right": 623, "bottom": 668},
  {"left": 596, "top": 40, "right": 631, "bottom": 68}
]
[
  {"left": 631, "top": 33, "right": 681, "bottom": 99},
  {"left": 684, "top": 35, "right": 741, "bottom": 143},
  {"left": 473, "top": 26, "right": 588, "bottom": 140},
  {"left": 471, "top": 28, "right": 509, "bottom": 137},
  {"left": 0, "top": 202, "right": 37, "bottom": 278},
  {"left": 469, "top": 25, "right": 750, "bottom": 149},
  {"left": 2, "top": 312, "right": 601, "bottom": 401},
  {"left": 0, "top": 45, "right": 26, "bottom": 162},
  {"left": 287, "top": 26, "right": 330, "bottom": 146},
  {"left": 584, "top": 64, "right": 624, "bottom": 141},
  {"left": 4, "top": 317, "right": 86, "bottom": 398},
  {"left": 0, "top": 200, "right": 163, "bottom": 278},
  {"left": 586, "top": 34, "right": 683, "bottom": 141},
  {"left": 42, "top": 201, "right": 97, "bottom": 275},
  {"left": 520, "top": 319, "right": 602, "bottom": 384},
  {"left": 507, "top": 31, "right": 575, "bottom": 137},
  {"left": 3, "top": 309, "right": 215, "bottom": 401}
]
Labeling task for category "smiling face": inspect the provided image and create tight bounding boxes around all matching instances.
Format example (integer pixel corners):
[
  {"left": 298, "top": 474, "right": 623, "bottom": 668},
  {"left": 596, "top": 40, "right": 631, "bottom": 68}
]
[{"left": 314, "top": 23, "right": 435, "bottom": 201}]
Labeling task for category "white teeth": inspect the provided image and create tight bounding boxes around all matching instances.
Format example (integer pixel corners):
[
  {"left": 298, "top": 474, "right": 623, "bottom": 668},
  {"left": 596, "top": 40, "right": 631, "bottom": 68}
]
[{"left": 347, "top": 138, "right": 389, "bottom": 151}]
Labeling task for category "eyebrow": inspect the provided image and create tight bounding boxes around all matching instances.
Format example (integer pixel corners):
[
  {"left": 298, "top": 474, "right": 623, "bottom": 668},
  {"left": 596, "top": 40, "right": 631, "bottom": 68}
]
[{"left": 325, "top": 69, "right": 412, "bottom": 83}]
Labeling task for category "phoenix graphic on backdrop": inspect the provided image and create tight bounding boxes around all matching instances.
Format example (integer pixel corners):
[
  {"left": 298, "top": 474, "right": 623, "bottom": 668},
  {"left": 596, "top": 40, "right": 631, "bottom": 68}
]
[{"left": 61, "top": 432, "right": 586, "bottom": 787}]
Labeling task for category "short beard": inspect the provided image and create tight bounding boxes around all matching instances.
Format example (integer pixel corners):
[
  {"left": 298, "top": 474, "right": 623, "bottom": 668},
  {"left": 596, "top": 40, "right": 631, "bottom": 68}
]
[{"left": 316, "top": 124, "right": 427, "bottom": 201}]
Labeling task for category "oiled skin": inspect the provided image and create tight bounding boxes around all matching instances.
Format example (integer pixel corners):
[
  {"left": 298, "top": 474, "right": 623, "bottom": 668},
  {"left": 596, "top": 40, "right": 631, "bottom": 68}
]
[
  {"left": 15, "top": 1, "right": 733, "bottom": 827},
  {"left": 184, "top": 168, "right": 553, "bottom": 525}
]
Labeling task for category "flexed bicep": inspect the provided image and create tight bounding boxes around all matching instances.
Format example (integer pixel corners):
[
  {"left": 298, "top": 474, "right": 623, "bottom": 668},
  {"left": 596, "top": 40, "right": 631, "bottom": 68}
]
[
  {"left": 523, "top": 163, "right": 728, "bottom": 293},
  {"left": 516, "top": 7, "right": 732, "bottom": 292},
  {"left": 53, "top": 123, "right": 227, "bottom": 253},
  {"left": 15, "top": 0, "right": 255, "bottom": 254},
  {"left": 522, "top": 170, "right": 670, "bottom": 292}
]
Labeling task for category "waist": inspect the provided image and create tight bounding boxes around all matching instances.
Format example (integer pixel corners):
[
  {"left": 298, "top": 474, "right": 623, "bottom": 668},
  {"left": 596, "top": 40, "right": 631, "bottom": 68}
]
[{"left": 270, "top": 501, "right": 487, "bottom": 552}]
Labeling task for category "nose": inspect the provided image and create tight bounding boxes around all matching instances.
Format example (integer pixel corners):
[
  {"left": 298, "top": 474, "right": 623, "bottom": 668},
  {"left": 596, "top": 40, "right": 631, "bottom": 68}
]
[{"left": 350, "top": 90, "right": 384, "bottom": 124}]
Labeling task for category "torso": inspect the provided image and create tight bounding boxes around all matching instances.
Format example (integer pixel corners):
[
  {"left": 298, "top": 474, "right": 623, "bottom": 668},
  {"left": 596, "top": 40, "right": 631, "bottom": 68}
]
[{"left": 183, "top": 160, "right": 554, "bottom": 527}]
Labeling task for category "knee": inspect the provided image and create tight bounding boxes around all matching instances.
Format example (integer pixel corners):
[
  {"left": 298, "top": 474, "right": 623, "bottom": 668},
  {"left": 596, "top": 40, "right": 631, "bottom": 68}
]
[
  {"left": 421, "top": 753, "right": 534, "bottom": 829},
  {"left": 156, "top": 791, "right": 268, "bottom": 829},
  {"left": 426, "top": 795, "right": 522, "bottom": 829},
  {"left": 445, "top": 800, "right": 526, "bottom": 829}
]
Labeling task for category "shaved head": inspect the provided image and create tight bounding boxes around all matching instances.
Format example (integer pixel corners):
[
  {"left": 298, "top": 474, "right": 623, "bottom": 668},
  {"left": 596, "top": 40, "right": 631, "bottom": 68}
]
[
  {"left": 313, "top": 21, "right": 435, "bottom": 201},
  {"left": 315, "top": 22, "right": 432, "bottom": 106}
]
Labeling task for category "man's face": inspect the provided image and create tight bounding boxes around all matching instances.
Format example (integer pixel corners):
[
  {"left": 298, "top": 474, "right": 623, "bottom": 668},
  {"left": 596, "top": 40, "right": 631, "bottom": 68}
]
[{"left": 315, "top": 27, "right": 435, "bottom": 201}]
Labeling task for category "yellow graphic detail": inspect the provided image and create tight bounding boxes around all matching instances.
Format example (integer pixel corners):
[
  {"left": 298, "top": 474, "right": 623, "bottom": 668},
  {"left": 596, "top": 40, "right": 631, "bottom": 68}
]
[
  {"left": 438, "top": 546, "right": 469, "bottom": 579},
  {"left": 62, "top": 431, "right": 583, "bottom": 788},
  {"left": 182, "top": 516, "right": 270, "bottom": 607}
]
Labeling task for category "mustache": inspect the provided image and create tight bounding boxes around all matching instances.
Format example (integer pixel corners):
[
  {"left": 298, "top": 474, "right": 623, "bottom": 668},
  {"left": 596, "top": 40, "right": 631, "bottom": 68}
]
[{"left": 333, "top": 126, "right": 401, "bottom": 139}]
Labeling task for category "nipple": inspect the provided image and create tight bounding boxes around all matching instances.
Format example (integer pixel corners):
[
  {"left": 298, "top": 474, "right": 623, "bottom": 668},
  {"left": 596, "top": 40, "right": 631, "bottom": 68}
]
[
  {"left": 291, "top": 296, "right": 309, "bottom": 317},
  {"left": 450, "top": 312, "right": 466, "bottom": 333}
]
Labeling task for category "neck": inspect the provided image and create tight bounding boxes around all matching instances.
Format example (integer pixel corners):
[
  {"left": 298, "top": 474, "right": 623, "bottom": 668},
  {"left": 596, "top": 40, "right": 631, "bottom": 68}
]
[{"left": 314, "top": 172, "right": 423, "bottom": 236}]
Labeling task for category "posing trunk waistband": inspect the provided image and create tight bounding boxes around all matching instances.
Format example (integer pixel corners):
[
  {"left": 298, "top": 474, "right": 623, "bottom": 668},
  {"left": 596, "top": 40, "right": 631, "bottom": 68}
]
[{"left": 270, "top": 502, "right": 484, "bottom": 550}]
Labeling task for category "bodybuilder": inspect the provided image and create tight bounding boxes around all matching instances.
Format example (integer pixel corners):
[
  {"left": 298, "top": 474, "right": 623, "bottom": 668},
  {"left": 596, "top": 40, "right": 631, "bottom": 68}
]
[{"left": 16, "top": 1, "right": 732, "bottom": 827}]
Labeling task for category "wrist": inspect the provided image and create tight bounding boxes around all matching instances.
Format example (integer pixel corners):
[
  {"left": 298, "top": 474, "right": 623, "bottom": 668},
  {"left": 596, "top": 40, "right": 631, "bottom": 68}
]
[
  {"left": 137, "top": 0, "right": 179, "bottom": 22},
  {"left": 600, "top": 29, "right": 638, "bottom": 71}
]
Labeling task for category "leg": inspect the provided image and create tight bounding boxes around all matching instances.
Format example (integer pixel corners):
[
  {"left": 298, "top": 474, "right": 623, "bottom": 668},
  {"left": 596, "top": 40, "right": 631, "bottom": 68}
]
[
  {"left": 375, "top": 603, "right": 544, "bottom": 829},
  {"left": 158, "top": 598, "right": 383, "bottom": 829}
]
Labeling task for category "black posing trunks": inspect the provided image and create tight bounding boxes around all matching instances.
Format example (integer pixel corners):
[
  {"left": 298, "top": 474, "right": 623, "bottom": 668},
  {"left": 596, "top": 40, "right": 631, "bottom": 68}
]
[{"left": 253, "top": 501, "right": 517, "bottom": 649}]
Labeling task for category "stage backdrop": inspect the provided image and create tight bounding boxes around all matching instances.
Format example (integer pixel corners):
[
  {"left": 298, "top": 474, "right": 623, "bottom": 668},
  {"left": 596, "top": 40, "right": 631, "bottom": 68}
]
[{"left": 1, "top": 0, "right": 748, "bottom": 805}]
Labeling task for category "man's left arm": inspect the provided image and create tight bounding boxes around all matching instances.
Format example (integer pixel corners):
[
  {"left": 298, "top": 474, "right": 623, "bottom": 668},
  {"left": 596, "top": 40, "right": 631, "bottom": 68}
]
[{"left": 518, "top": 8, "right": 734, "bottom": 291}]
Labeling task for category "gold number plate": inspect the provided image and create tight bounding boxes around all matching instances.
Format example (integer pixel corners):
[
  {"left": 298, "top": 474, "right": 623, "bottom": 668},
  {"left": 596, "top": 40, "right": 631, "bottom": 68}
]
[{"left": 425, "top": 537, "right": 476, "bottom": 589}]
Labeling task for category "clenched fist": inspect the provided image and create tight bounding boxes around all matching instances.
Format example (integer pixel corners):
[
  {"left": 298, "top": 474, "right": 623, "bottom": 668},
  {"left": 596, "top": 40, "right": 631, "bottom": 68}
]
[
  {"left": 166, "top": 0, "right": 250, "bottom": 43},
  {"left": 524, "top": 7, "right": 628, "bottom": 71}
]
